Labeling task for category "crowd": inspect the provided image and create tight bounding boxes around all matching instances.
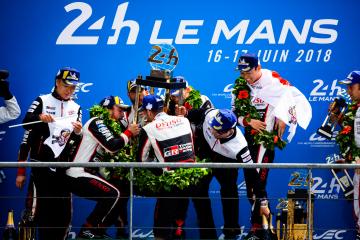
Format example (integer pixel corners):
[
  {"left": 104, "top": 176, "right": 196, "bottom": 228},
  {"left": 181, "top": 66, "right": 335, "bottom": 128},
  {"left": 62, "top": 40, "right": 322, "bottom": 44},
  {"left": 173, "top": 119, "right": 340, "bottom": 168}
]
[{"left": 1, "top": 53, "right": 359, "bottom": 240}]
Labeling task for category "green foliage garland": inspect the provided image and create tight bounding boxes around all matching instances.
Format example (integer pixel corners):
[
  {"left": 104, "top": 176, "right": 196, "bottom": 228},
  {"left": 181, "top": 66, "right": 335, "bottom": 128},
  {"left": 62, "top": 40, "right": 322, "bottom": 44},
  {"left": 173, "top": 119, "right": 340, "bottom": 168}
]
[
  {"left": 232, "top": 77, "right": 286, "bottom": 150},
  {"left": 89, "top": 105, "right": 210, "bottom": 194},
  {"left": 184, "top": 88, "right": 203, "bottom": 109}
]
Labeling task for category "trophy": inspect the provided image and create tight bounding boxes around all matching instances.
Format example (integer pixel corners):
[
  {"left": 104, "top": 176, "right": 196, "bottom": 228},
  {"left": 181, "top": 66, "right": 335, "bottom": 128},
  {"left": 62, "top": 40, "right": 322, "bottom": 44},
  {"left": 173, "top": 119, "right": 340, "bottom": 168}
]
[
  {"left": 317, "top": 98, "right": 347, "bottom": 139},
  {"left": 133, "top": 44, "right": 186, "bottom": 124},
  {"left": 285, "top": 171, "right": 314, "bottom": 240},
  {"left": 326, "top": 153, "right": 354, "bottom": 200}
]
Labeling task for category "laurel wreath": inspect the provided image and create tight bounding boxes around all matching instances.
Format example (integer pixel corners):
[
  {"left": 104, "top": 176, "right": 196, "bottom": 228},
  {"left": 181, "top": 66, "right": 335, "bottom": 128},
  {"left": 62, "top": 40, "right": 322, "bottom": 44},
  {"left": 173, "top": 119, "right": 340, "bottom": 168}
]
[
  {"left": 89, "top": 104, "right": 210, "bottom": 194},
  {"left": 335, "top": 102, "right": 360, "bottom": 163},
  {"left": 183, "top": 87, "right": 203, "bottom": 110},
  {"left": 232, "top": 77, "right": 286, "bottom": 150}
]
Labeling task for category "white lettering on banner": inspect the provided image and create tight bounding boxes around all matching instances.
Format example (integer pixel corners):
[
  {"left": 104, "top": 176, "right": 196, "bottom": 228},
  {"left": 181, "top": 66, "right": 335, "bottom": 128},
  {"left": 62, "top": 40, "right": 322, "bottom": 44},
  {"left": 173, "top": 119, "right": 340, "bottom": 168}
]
[
  {"left": 297, "top": 131, "right": 338, "bottom": 148},
  {"left": 308, "top": 79, "right": 347, "bottom": 102},
  {"left": 313, "top": 229, "right": 346, "bottom": 239},
  {"left": 207, "top": 48, "right": 333, "bottom": 63},
  {"left": 76, "top": 82, "right": 93, "bottom": 93},
  {"left": 211, "top": 19, "right": 338, "bottom": 44},
  {"left": 311, "top": 177, "right": 340, "bottom": 199},
  {"left": 0, "top": 131, "right": 6, "bottom": 141},
  {"left": 309, "top": 132, "right": 338, "bottom": 141},
  {"left": 57, "top": 2, "right": 339, "bottom": 46},
  {"left": 132, "top": 229, "right": 154, "bottom": 238},
  {"left": 56, "top": 2, "right": 103, "bottom": 45},
  {"left": 107, "top": 2, "right": 139, "bottom": 45}
]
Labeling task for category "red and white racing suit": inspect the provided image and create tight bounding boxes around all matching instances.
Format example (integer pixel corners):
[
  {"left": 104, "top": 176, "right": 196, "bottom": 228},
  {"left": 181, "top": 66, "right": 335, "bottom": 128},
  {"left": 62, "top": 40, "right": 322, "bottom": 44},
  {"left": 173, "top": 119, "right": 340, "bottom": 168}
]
[
  {"left": 66, "top": 116, "right": 133, "bottom": 230},
  {"left": 232, "top": 69, "right": 290, "bottom": 226},
  {"left": 137, "top": 112, "right": 195, "bottom": 239}
]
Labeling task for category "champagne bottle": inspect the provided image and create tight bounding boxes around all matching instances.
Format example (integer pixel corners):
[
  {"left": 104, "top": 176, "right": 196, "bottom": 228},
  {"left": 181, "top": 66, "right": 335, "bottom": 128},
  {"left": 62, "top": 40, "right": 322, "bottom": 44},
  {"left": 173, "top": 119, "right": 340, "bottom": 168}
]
[{"left": 3, "top": 210, "right": 18, "bottom": 240}]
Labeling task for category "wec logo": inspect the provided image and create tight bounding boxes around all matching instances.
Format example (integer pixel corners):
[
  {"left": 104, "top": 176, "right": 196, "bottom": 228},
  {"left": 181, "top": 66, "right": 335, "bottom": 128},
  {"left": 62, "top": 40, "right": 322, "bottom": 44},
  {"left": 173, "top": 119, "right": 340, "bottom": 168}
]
[
  {"left": 309, "top": 131, "right": 338, "bottom": 141},
  {"left": 313, "top": 229, "right": 346, "bottom": 239},
  {"left": 223, "top": 83, "right": 234, "bottom": 93}
]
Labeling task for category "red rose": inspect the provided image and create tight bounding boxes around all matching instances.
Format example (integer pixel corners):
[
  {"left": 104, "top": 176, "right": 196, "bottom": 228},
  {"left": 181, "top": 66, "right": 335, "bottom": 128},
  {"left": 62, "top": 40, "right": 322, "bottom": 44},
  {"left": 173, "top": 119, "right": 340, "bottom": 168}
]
[
  {"left": 274, "top": 135, "right": 279, "bottom": 144},
  {"left": 340, "top": 125, "right": 352, "bottom": 135},
  {"left": 250, "top": 129, "right": 257, "bottom": 135},
  {"left": 184, "top": 102, "right": 193, "bottom": 110},
  {"left": 237, "top": 90, "right": 249, "bottom": 99}
]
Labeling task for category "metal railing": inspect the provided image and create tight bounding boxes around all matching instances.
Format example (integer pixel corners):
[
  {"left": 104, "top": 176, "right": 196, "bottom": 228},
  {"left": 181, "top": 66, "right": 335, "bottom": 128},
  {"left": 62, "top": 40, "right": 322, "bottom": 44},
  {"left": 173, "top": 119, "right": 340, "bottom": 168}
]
[{"left": 1, "top": 161, "right": 359, "bottom": 240}]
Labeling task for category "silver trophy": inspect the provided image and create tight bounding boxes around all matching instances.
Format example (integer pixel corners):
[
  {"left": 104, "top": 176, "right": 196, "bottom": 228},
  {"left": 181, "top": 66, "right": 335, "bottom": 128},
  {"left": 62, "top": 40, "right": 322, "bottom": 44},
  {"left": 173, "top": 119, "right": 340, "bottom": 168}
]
[
  {"left": 317, "top": 98, "right": 347, "bottom": 139},
  {"left": 133, "top": 44, "right": 185, "bottom": 124}
]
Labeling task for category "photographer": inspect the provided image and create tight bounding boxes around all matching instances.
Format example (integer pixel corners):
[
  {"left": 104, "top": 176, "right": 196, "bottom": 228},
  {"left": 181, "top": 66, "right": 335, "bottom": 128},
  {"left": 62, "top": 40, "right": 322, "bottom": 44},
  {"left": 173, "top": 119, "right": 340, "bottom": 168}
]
[{"left": 0, "top": 70, "right": 21, "bottom": 123}]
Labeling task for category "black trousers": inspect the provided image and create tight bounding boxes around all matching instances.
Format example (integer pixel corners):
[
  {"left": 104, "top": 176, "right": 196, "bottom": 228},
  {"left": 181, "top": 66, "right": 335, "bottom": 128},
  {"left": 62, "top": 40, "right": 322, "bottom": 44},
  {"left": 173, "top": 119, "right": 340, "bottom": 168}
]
[
  {"left": 107, "top": 177, "right": 130, "bottom": 235},
  {"left": 64, "top": 173, "right": 120, "bottom": 229},
  {"left": 246, "top": 143, "right": 275, "bottom": 225},
  {"left": 31, "top": 168, "right": 71, "bottom": 240},
  {"left": 174, "top": 168, "right": 240, "bottom": 239},
  {"left": 174, "top": 174, "right": 218, "bottom": 239}
]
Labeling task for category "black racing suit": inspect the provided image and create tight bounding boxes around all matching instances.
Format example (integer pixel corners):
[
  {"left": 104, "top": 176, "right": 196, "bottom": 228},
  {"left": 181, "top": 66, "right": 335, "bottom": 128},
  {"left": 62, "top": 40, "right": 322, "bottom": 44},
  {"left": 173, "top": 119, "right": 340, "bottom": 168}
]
[
  {"left": 22, "top": 91, "right": 82, "bottom": 240},
  {"left": 137, "top": 112, "right": 196, "bottom": 240},
  {"left": 65, "top": 116, "right": 134, "bottom": 233},
  {"left": 186, "top": 107, "right": 267, "bottom": 238}
]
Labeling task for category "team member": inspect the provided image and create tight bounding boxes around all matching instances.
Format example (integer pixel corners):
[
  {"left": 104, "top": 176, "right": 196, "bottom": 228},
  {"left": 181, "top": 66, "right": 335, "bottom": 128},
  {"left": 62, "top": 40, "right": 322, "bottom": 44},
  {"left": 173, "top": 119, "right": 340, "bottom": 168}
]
[
  {"left": 109, "top": 79, "right": 147, "bottom": 238},
  {"left": 233, "top": 53, "right": 311, "bottom": 239},
  {"left": 126, "top": 79, "right": 148, "bottom": 125},
  {"left": 65, "top": 96, "right": 140, "bottom": 239},
  {"left": 168, "top": 76, "right": 217, "bottom": 239},
  {"left": 137, "top": 94, "right": 196, "bottom": 240},
  {"left": 338, "top": 71, "right": 360, "bottom": 240},
  {"left": 177, "top": 106, "right": 269, "bottom": 239},
  {"left": 167, "top": 76, "right": 213, "bottom": 116},
  {"left": 22, "top": 67, "right": 82, "bottom": 240}
]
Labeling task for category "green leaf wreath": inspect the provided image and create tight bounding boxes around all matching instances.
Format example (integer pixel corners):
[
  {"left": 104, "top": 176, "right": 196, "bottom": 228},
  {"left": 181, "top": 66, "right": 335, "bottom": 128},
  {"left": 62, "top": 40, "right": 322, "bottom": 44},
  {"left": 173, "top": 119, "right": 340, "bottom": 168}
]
[
  {"left": 335, "top": 102, "right": 360, "bottom": 163},
  {"left": 89, "top": 104, "right": 210, "bottom": 194},
  {"left": 232, "top": 77, "right": 286, "bottom": 150},
  {"left": 183, "top": 88, "right": 203, "bottom": 109}
]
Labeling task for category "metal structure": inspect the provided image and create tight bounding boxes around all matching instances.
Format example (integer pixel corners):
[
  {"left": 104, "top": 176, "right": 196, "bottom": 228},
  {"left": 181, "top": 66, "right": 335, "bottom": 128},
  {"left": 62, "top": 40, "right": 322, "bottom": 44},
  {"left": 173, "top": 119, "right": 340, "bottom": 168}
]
[{"left": 1, "top": 162, "right": 359, "bottom": 240}]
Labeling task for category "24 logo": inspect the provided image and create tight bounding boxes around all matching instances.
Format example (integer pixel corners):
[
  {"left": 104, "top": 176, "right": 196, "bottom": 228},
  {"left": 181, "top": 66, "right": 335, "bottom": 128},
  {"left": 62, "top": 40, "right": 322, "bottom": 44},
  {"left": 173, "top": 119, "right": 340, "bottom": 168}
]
[{"left": 308, "top": 79, "right": 347, "bottom": 102}]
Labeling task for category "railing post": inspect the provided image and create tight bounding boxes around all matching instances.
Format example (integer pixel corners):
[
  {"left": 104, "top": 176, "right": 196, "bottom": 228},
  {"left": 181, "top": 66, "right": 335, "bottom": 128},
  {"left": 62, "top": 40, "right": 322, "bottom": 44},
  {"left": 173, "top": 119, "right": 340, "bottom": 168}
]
[
  {"left": 307, "top": 168, "right": 313, "bottom": 240},
  {"left": 129, "top": 167, "right": 134, "bottom": 240}
]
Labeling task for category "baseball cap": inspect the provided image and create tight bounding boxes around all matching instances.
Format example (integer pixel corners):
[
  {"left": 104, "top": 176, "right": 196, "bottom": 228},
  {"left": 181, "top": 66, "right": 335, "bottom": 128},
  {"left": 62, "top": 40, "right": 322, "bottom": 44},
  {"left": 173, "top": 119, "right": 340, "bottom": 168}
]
[
  {"left": 339, "top": 71, "right": 360, "bottom": 85},
  {"left": 140, "top": 94, "right": 164, "bottom": 111},
  {"left": 236, "top": 54, "right": 259, "bottom": 72},
  {"left": 170, "top": 76, "right": 189, "bottom": 96},
  {"left": 127, "top": 79, "right": 146, "bottom": 92},
  {"left": 209, "top": 109, "right": 237, "bottom": 132},
  {"left": 56, "top": 67, "right": 80, "bottom": 85},
  {"left": 99, "top": 96, "right": 129, "bottom": 109}
]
